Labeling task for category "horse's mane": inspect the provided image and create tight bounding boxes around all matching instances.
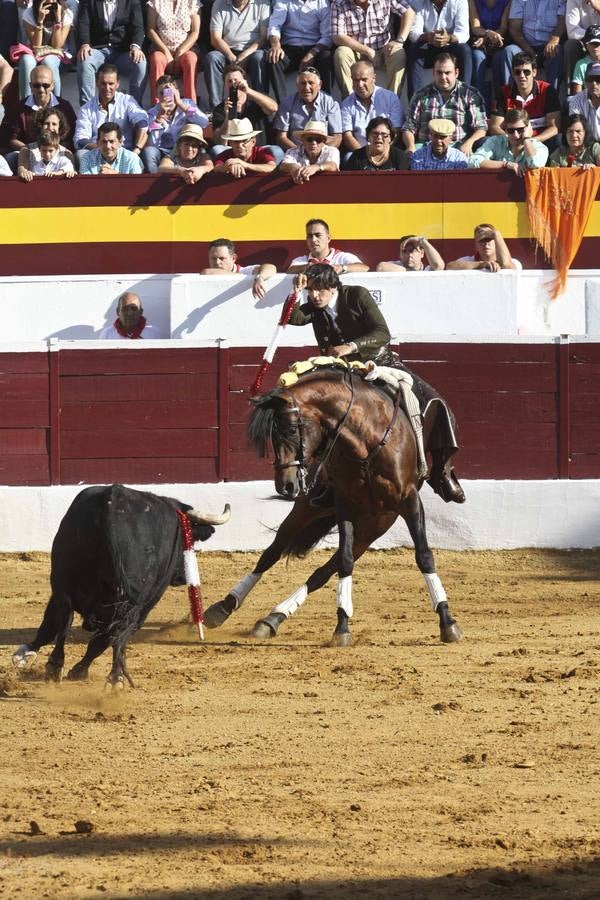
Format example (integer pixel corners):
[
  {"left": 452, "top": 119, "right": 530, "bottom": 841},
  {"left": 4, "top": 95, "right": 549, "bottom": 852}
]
[
  {"left": 248, "top": 367, "right": 375, "bottom": 458},
  {"left": 247, "top": 388, "right": 293, "bottom": 458}
]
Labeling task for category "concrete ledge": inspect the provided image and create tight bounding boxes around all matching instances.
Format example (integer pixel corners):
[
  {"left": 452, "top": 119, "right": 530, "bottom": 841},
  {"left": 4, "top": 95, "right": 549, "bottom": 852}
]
[{"left": 2, "top": 479, "right": 599, "bottom": 552}]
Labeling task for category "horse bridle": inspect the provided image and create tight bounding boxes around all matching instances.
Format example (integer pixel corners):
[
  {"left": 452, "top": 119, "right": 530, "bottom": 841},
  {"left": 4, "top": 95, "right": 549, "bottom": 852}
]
[{"left": 272, "top": 369, "right": 356, "bottom": 496}]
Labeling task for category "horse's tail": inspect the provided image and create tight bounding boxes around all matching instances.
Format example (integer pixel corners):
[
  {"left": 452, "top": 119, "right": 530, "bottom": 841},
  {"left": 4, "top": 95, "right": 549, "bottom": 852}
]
[{"left": 282, "top": 512, "right": 337, "bottom": 560}]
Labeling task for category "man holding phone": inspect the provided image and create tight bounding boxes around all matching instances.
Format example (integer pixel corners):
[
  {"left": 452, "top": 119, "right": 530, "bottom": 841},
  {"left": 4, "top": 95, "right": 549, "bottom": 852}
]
[
  {"left": 210, "top": 62, "right": 277, "bottom": 149},
  {"left": 205, "top": 0, "right": 270, "bottom": 109}
]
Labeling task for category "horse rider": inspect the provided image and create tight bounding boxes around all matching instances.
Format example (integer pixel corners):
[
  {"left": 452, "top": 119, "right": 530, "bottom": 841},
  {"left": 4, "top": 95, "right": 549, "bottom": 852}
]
[{"left": 288, "top": 262, "right": 466, "bottom": 504}]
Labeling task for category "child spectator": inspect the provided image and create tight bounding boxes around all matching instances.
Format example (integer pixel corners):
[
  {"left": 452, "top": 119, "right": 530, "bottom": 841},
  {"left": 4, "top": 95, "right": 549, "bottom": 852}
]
[
  {"left": 17, "top": 128, "right": 75, "bottom": 179},
  {"left": 570, "top": 25, "right": 600, "bottom": 93}
]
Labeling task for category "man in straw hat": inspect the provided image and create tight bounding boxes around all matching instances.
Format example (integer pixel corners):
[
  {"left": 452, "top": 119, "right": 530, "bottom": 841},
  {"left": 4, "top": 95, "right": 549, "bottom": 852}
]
[
  {"left": 279, "top": 119, "right": 340, "bottom": 183},
  {"left": 410, "top": 118, "right": 469, "bottom": 170},
  {"left": 213, "top": 117, "right": 278, "bottom": 176}
]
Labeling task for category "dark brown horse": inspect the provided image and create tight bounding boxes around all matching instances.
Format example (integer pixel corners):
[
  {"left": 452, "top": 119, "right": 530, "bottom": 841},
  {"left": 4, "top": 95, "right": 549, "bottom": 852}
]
[{"left": 204, "top": 366, "right": 463, "bottom": 646}]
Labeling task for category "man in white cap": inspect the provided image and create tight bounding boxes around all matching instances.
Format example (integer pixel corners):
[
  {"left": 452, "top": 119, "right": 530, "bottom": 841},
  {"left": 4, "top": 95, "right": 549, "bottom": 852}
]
[
  {"left": 213, "top": 117, "right": 278, "bottom": 177},
  {"left": 410, "top": 118, "right": 469, "bottom": 170},
  {"left": 279, "top": 119, "right": 340, "bottom": 183}
]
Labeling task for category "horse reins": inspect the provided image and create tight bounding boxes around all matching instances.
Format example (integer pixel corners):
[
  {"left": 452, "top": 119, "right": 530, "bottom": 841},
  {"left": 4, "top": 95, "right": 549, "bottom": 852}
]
[{"left": 273, "top": 367, "right": 356, "bottom": 496}]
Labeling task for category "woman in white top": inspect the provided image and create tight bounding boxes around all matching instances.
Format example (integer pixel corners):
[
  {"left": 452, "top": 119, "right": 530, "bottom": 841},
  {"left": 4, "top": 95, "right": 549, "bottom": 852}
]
[
  {"left": 19, "top": 0, "right": 73, "bottom": 98},
  {"left": 146, "top": 0, "right": 201, "bottom": 103}
]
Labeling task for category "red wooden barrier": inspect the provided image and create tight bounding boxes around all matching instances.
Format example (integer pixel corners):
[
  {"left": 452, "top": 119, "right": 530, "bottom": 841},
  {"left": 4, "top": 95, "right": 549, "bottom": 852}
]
[{"left": 0, "top": 342, "right": 598, "bottom": 486}]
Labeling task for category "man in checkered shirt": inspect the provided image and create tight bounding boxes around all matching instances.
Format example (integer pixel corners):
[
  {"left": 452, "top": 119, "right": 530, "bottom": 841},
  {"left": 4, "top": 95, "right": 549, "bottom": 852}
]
[
  {"left": 331, "top": 0, "right": 415, "bottom": 98},
  {"left": 401, "top": 51, "right": 487, "bottom": 156}
]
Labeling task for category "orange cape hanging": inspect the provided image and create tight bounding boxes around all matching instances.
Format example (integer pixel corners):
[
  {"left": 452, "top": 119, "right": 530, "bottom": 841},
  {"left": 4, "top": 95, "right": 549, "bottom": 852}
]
[{"left": 524, "top": 167, "right": 600, "bottom": 299}]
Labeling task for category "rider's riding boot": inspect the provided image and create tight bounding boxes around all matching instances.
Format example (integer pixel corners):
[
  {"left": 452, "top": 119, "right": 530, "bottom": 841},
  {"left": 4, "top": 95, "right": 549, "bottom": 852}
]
[
  {"left": 309, "top": 484, "right": 335, "bottom": 509},
  {"left": 427, "top": 467, "right": 466, "bottom": 504}
]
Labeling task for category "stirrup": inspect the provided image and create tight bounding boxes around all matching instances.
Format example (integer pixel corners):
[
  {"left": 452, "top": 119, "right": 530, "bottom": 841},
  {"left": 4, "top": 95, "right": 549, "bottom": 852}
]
[{"left": 427, "top": 468, "right": 466, "bottom": 504}]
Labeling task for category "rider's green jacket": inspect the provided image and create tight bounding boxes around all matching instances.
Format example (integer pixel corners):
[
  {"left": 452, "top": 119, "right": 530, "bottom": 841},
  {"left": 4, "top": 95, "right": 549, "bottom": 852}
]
[{"left": 289, "top": 285, "right": 391, "bottom": 362}]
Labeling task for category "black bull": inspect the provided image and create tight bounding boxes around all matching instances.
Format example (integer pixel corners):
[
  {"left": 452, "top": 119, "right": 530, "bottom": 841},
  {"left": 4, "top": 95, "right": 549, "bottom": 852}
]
[{"left": 12, "top": 485, "right": 230, "bottom": 686}]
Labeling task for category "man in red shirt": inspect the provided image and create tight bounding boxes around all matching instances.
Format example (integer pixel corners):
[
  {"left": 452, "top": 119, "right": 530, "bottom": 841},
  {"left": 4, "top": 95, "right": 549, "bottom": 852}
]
[
  {"left": 489, "top": 51, "right": 560, "bottom": 150},
  {"left": 213, "top": 116, "right": 278, "bottom": 176}
]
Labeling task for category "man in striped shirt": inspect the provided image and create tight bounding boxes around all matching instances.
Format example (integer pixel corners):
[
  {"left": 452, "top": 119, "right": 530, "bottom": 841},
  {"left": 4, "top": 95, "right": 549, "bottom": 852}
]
[
  {"left": 331, "top": 0, "right": 415, "bottom": 97},
  {"left": 401, "top": 51, "right": 487, "bottom": 155}
]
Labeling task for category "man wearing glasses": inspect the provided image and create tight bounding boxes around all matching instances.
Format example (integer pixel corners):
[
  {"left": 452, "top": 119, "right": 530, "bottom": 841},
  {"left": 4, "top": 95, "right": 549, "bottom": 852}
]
[
  {"left": 502, "top": 0, "right": 566, "bottom": 92},
  {"left": 7, "top": 64, "right": 76, "bottom": 168},
  {"left": 489, "top": 51, "right": 561, "bottom": 150},
  {"left": 273, "top": 66, "right": 342, "bottom": 151},
  {"left": 568, "top": 61, "right": 600, "bottom": 140},
  {"left": 279, "top": 119, "right": 340, "bottom": 182}
]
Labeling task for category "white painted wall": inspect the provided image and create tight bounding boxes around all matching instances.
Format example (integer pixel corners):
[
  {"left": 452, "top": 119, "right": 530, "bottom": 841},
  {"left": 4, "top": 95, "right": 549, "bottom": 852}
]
[
  {"left": 1, "top": 479, "right": 600, "bottom": 553},
  {"left": 1, "top": 269, "right": 599, "bottom": 342}
]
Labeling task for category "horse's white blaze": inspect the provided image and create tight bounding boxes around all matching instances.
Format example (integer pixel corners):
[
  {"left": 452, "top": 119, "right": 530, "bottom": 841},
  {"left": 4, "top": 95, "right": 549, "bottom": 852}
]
[
  {"left": 12, "top": 645, "right": 37, "bottom": 669},
  {"left": 229, "top": 572, "right": 262, "bottom": 608},
  {"left": 336, "top": 575, "right": 353, "bottom": 617},
  {"left": 423, "top": 572, "right": 448, "bottom": 611},
  {"left": 273, "top": 584, "right": 308, "bottom": 618}
]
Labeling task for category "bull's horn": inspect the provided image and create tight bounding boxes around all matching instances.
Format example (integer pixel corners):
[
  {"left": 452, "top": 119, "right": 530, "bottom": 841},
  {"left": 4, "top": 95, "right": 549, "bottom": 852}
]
[{"left": 188, "top": 503, "right": 231, "bottom": 526}]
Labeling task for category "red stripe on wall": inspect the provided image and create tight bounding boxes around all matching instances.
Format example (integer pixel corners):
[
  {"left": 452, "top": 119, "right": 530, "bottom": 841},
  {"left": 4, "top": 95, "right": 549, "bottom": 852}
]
[{"left": 0, "top": 171, "right": 532, "bottom": 209}]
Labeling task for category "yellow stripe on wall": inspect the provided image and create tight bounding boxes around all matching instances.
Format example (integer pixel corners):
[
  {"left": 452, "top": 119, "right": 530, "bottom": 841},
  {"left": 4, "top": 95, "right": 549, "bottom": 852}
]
[{"left": 4, "top": 201, "right": 600, "bottom": 244}]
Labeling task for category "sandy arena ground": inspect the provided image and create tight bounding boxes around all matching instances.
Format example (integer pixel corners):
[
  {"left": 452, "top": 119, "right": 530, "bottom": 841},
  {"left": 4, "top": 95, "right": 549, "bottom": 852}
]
[{"left": 1, "top": 547, "right": 599, "bottom": 899}]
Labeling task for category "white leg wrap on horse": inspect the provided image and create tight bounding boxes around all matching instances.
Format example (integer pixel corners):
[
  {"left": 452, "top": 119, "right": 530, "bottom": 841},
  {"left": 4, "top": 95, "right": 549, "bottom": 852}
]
[
  {"left": 12, "top": 645, "right": 37, "bottom": 669},
  {"left": 336, "top": 576, "right": 353, "bottom": 618},
  {"left": 229, "top": 572, "right": 262, "bottom": 609},
  {"left": 423, "top": 573, "right": 447, "bottom": 612},
  {"left": 273, "top": 584, "right": 308, "bottom": 618}
]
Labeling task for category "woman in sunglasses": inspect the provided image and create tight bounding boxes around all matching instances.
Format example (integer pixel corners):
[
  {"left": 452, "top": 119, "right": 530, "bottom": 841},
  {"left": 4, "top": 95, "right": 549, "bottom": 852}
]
[
  {"left": 468, "top": 108, "right": 548, "bottom": 174},
  {"left": 279, "top": 120, "right": 339, "bottom": 184},
  {"left": 342, "top": 116, "right": 410, "bottom": 171},
  {"left": 549, "top": 114, "right": 600, "bottom": 169}
]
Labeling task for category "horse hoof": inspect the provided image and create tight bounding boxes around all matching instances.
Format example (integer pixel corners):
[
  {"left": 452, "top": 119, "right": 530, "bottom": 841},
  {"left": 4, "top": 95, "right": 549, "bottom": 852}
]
[
  {"left": 45, "top": 662, "right": 63, "bottom": 683},
  {"left": 12, "top": 645, "right": 37, "bottom": 669},
  {"left": 203, "top": 599, "right": 234, "bottom": 629},
  {"left": 251, "top": 619, "right": 276, "bottom": 639},
  {"left": 330, "top": 631, "right": 352, "bottom": 648},
  {"left": 440, "top": 622, "right": 463, "bottom": 643},
  {"left": 66, "top": 665, "right": 88, "bottom": 682}
]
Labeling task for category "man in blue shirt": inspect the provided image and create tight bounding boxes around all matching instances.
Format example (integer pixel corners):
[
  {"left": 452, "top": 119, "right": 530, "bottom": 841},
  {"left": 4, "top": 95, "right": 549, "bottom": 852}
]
[
  {"left": 80, "top": 122, "right": 143, "bottom": 174},
  {"left": 273, "top": 66, "right": 342, "bottom": 150},
  {"left": 341, "top": 59, "right": 404, "bottom": 153},
  {"left": 267, "top": 0, "right": 333, "bottom": 100},
  {"left": 410, "top": 118, "right": 469, "bottom": 169}
]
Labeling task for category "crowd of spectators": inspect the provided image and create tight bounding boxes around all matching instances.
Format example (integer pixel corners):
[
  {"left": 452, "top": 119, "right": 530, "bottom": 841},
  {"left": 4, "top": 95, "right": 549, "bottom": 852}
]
[{"left": 1, "top": 0, "right": 599, "bottom": 178}]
